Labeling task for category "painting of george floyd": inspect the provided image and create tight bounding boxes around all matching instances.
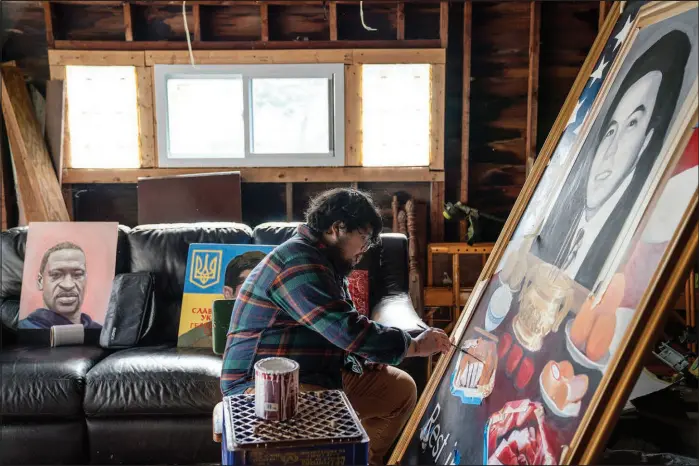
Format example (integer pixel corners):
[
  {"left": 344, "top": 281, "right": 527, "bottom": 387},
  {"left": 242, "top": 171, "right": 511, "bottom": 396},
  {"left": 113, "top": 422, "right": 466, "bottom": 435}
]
[
  {"left": 18, "top": 222, "right": 119, "bottom": 336},
  {"left": 391, "top": 2, "right": 698, "bottom": 465}
]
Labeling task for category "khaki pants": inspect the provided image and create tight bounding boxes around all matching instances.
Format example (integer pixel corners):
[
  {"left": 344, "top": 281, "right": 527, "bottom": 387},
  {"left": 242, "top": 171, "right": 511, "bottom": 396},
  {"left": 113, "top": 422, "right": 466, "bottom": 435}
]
[{"left": 246, "top": 365, "right": 417, "bottom": 465}]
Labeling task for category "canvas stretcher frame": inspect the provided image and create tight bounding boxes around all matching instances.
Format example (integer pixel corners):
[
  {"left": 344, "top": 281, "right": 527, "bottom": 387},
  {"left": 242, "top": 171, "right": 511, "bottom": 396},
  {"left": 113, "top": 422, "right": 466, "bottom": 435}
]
[{"left": 389, "top": 2, "right": 699, "bottom": 464}]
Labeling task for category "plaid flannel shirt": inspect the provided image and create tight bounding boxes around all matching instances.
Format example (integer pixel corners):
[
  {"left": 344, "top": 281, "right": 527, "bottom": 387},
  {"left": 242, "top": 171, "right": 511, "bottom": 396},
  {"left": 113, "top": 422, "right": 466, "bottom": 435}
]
[{"left": 220, "top": 224, "right": 412, "bottom": 396}]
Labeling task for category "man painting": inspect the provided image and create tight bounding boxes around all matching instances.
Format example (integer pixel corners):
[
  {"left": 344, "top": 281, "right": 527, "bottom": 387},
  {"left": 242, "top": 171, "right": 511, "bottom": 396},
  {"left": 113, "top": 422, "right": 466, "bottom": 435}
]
[
  {"left": 221, "top": 188, "right": 451, "bottom": 465},
  {"left": 532, "top": 29, "right": 692, "bottom": 292},
  {"left": 19, "top": 242, "right": 101, "bottom": 329}
]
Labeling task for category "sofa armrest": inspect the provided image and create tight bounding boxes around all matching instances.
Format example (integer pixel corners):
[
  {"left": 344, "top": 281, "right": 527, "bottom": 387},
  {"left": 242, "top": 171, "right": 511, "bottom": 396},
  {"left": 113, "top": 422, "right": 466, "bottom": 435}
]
[{"left": 370, "top": 293, "right": 424, "bottom": 337}]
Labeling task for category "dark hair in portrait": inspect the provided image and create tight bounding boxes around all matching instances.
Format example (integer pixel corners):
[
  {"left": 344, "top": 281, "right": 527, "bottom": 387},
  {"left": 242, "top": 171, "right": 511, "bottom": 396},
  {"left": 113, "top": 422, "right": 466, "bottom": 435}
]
[
  {"left": 305, "top": 188, "right": 383, "bottom": 245},
  {"left": 533, "top": 29, "right": 692, "bottom": 291},
  {"left": 224, "top": 251, "right": 267, "bottom": 291},
  {"left": 39, "top": 241, "right": 86, "bottom": 275}
]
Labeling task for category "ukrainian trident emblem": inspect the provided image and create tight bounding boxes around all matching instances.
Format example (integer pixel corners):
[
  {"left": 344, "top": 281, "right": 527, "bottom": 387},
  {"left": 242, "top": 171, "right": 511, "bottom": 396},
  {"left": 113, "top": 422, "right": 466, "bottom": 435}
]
[{"left": 190, "top": 250, "right": 223, "bottom": 289}]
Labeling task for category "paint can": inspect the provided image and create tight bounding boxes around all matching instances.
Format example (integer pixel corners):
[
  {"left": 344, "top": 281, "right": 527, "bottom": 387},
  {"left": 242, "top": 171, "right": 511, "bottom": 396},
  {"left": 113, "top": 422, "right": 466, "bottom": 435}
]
[
  {"left": 254, "top": 357, "right": 299, "bottom": 421},
  {"left": 50, "top": 324, "right": 85, "bottom": 347}
]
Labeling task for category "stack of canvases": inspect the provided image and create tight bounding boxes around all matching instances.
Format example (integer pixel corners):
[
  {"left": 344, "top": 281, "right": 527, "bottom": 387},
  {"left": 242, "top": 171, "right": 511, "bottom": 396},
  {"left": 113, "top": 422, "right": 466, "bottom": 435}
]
[
  {"left": 389, "top": 1, "right": 699, "bottom": 465},
  {"left": 0, "top": 64, "right": 69, "bottom": 227}
]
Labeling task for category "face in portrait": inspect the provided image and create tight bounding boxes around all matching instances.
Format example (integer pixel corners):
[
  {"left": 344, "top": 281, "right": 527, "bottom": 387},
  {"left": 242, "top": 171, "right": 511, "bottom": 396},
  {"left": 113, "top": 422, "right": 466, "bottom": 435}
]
[
  {"left": 532, "top": 29, "right": 692, "bottom": 292},
  {"left": 222, "top": 251, "right": 268, "bottom": 300},
  {"left": 19, "top": 242, "right": 102, "bottom": 330}
]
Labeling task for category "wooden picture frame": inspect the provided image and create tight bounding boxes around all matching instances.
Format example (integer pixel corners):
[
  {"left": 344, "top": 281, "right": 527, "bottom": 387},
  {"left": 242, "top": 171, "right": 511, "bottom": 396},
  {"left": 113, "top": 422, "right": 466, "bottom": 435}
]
[{"left": 390, "top": 2, "right": 699, "bottom": 465}]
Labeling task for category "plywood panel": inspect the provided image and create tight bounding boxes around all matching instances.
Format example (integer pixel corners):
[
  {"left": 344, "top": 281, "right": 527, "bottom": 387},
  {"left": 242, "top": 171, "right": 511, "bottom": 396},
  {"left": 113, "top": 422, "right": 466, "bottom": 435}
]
[
  {"left": 52, "top": 3, "right": 125, "bottom": 41},
  {"left": 131, "top": 4, "right": 193, "bottom": 41},
  {"left": 337, "top": 3, "right": 397, "bottom": 41},
  {"left": 269, "top": 4, "right": 329, "bottom": 41},
  {"left": 200, "top": 4, "right": 261, "bottom": 41}
]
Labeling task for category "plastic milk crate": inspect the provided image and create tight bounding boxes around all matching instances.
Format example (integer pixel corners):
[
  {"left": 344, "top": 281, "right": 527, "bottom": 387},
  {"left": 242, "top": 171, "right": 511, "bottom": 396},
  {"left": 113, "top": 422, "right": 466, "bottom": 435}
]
[{"left": 218, "top": 390, "right": 369, "bottom": 466}]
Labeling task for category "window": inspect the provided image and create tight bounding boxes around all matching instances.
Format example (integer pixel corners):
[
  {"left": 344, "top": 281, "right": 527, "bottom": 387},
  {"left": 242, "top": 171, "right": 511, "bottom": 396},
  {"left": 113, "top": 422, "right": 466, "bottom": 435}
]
[
  {"left": 65, "top": 66, "right": 140, "bottom": 168},
  {"left": 361, "top": 64, "right": 431, "bottom": 167},
  {"left": 154, "top": 64, "right": 344, "bottom": 167}
]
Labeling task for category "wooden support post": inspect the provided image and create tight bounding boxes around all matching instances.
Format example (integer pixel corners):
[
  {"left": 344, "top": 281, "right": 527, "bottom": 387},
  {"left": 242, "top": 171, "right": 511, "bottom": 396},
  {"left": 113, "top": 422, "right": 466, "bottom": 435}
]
[
  {"left": 439, "top": 1, "right": 449, "bottom": 48},
  {"left": 43, "top": 2, "right": 55, "bottom": 48},
  {"left": 345, "top": 64, "right": 362, "bottom": 166},
  {"left": 124, "top": 3, "right": 134, "bottom": 42},
  {"left": 260, "top": 4, "right": 270, "bottom": 42},
  {"left": 285, "top": 182, "right": 293, "bottom": 221},
  {"left": 525, "top": 1, "right": 541, "bottom": 177},
  {"left": 451, "top": 253, "right": 460, "bottom": 321},
  {"left": 136, "top": 67, "right": 156, "bottom": 168},
  {"left": 329, "top": 1, "right": 338, "bottom": 41},
  {"left": 459, "top": 1, "right": 472, "bottom": 241},
  {"left": 397, "top": 2, "right": 405, "bottom": 40},
  {"left": 429, "top": 64, "right": 445, "bottom": 171},
  {"left": 193, "top": 4, "right": 201, "bottom": 42},
  {"left": 430, "top": 181, "right": 445, "bottom": 242}
]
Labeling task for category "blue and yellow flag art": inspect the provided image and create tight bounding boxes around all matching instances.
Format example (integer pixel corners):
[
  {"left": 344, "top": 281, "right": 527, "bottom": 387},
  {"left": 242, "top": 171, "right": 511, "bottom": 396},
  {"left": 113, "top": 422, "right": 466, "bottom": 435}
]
[{"left": 177, "top": 243, "right": 274, "bottom": 348}]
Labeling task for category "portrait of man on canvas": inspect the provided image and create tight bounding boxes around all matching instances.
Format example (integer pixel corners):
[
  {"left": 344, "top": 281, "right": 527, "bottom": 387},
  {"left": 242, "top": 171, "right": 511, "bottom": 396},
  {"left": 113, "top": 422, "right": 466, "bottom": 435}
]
[
  {"left": 532, "top": 27, "right": 694, "bottom": 292},
  {"left": 18, "top": 242, "right": 102, "bottom": 330},
  {"left": 177, "top": 250, "right": 268, "bottom": 348}
]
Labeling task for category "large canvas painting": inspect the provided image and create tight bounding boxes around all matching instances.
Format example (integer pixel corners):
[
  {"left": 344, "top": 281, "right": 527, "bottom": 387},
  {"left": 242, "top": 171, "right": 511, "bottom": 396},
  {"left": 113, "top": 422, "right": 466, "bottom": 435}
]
[
  {"left": 391, "top": 2, "right": 698, "bottom": 465},
  {"left": 18, "top": 222, "right": 119, "bottom": 331},
  {"left": 177, "top": 243, "right": 274, "bottom": 348}
]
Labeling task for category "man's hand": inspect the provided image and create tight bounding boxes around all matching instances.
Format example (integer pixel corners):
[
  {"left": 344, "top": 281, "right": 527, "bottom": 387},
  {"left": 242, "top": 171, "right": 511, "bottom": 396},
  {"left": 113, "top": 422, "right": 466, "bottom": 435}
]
[{"left": 406, "top": 327, "right": 451, "bottom": 357}]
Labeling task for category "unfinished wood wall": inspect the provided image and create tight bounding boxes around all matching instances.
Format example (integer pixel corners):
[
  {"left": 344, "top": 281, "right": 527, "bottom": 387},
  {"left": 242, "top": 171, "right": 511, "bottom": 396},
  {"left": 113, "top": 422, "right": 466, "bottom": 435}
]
[{"left": 2, "top": 1, "right": 605, "bottom": 241}]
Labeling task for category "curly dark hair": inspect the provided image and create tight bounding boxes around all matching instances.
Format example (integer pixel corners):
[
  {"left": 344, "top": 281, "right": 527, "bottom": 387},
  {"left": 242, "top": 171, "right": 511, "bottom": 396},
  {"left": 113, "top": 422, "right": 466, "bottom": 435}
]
[
  {"left": 224, "top": 251, "right": 267, "bottom": 290},
  {"left": 305, "top": 188, "right": 383, "bottom": 245}
]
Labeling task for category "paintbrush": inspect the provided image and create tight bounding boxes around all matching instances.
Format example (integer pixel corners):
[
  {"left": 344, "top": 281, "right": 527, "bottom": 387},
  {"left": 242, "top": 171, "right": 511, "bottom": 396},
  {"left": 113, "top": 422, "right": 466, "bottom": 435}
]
[{"left": 417, "top": 323, "right": 485, "bottom": 364}]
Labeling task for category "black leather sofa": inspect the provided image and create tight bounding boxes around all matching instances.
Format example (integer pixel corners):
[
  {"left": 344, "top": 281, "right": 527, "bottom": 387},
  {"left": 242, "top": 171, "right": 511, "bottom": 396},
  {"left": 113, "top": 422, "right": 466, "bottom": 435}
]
[{"left": 0, "top": 221, "right": 426, "bottom": 465}]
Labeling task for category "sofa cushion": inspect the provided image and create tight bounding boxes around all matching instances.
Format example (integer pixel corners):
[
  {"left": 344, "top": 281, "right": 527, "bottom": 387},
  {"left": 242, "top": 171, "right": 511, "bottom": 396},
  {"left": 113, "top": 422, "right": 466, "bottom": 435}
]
[
  {"left": 0, "top": 225, "right": 132, "bottom": 331},
  {"left": 84, "top": 346, "right": 222, "bottom": 417},
  {"left": 252, "top": 221, "right": 302, "bottom": 245},
  {"left": 1, "top": 421, "right": 88, "bottom": 465},
  {"left": 128, "top": 223, "right": 253, "bottom": 344},
  {"left": 87, "top": 416, "right": 220, "bottom": 465},
  {"left": 0, "top": 346, "right": 108, "bottom": 418}
]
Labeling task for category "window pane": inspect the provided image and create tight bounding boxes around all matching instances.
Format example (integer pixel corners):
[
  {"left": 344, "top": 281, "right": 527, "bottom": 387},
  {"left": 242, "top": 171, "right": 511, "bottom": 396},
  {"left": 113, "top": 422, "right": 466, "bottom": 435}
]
[
  {"left": 362, "top": 64, "right": 431, "bottom": 167},
  {"left": 167, "top": 78, "right": 244, "bottom": 158},
  {"left": 251, "top": 78, "right": 330, "bottom": 154},
  {"left": 66, "top": 66, "right": 140, "bottom": 168}
]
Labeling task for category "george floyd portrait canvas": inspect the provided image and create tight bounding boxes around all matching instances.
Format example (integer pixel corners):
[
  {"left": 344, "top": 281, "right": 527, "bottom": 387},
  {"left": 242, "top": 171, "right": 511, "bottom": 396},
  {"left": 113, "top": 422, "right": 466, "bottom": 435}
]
[
  {"left": 18, "top": 222, "right": 119, "bottom": 332},
  {"left": 391, "top": 2, "right": 698, "bottom": 465}
]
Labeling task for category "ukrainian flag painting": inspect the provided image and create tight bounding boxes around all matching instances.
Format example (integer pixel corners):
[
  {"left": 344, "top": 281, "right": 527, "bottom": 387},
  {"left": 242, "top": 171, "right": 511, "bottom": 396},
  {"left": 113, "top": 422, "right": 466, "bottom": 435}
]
[{"left": 177, "top": 243, "right": 274, "bottom": 348}]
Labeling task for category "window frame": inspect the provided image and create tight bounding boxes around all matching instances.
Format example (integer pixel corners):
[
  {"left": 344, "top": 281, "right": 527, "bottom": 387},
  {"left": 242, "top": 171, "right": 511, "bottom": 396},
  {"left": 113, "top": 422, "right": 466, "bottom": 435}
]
[{"left": 153, "top": 63, "right": 345, "bottom": 168}]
